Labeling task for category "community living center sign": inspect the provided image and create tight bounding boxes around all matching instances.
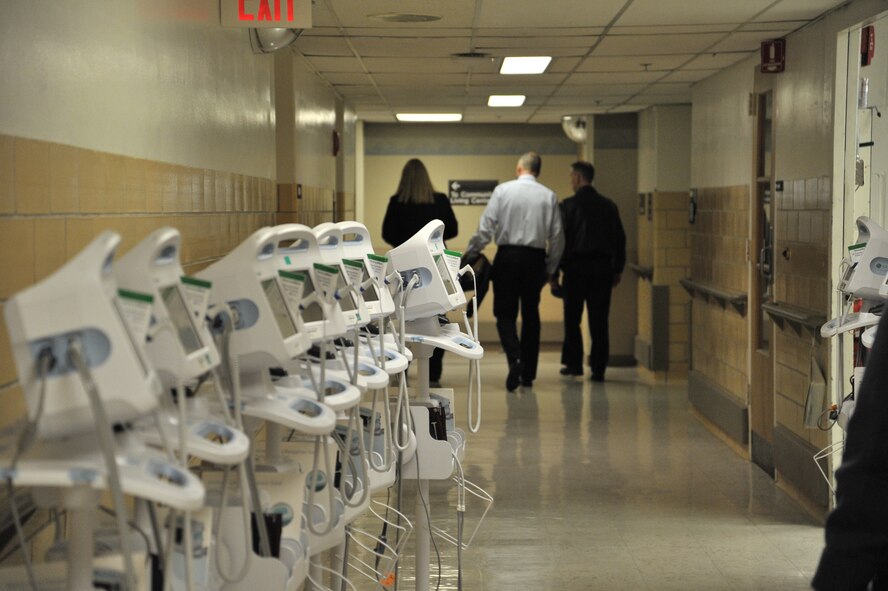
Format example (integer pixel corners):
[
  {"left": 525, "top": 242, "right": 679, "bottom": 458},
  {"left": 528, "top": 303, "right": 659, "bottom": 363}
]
[
  {"left": 221, "top": 0, "right": 312, "bottom": 28},
  {"left": 449, "top": 180, "right": 498, "bottom": 206}
]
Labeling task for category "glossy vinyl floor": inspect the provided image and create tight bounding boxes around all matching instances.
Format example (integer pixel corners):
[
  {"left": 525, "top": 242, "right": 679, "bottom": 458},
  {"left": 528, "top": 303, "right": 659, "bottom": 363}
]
[{"left": 348, "top": 350, "right": 826, "bottom": 591}]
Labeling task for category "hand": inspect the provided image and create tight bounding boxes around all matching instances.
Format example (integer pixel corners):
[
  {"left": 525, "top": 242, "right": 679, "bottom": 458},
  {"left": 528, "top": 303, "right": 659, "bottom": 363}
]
[{"left": 612, "top": 273, "right": 622, "bottom": 288}]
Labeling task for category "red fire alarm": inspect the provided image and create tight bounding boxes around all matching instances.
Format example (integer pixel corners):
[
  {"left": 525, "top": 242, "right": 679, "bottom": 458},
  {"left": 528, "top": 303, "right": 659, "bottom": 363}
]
[
  {"left": 862, "top": 26, "right": 875, "bottom": 67},
  {"left": 761, "top": 39, "right": 786, "bottom": 74}
]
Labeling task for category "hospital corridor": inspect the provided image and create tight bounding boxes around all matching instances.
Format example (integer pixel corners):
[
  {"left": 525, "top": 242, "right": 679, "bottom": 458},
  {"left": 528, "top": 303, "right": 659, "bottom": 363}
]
[{"left": 2, "top": 0, "right": 888, "bottom": 589}]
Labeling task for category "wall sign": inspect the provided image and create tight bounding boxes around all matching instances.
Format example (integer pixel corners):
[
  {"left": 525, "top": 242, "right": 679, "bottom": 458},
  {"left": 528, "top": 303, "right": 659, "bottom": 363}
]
[
  {"left": 449, "top": 180, "right": 498, "bottom": 206},
  {"left": 221, "top": 0, "right": 312, "bottom": 28}
]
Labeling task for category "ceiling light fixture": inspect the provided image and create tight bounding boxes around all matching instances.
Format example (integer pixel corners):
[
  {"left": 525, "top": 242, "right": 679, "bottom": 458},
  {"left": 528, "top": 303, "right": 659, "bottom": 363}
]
[
  {"left": 488, "top": 95, "right": 526, "bottom": 107},
  {"left": 395, "top": 113, "right": 463, "bottom": 122},
  {"left": 500, "top": 56, "right": 552, "bottom": 75}
]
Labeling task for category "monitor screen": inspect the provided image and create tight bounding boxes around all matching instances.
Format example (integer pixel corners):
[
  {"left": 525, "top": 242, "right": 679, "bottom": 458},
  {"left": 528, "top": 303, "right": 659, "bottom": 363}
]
[
  {"left": 359, "top": 265, "right": 380, "bottom": 303},
  {"left": 435, "top": 255, "right": 458, "bottom": 296},
  {"left": 261, "top": 278, "right": 298, "bottom": 339},
  {"left": 298, "top": 271, "right": 325, "bottom": 323},
  {"left": 335, "top": 265, "right": 359, "bottom": 312},
  {"left": 160, "top": 285, "right": 203, "bottom": 355}
]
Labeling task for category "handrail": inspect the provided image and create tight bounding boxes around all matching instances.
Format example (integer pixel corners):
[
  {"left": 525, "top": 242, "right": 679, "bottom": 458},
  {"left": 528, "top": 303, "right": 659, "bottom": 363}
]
[
  {"left": 628, "top": 263, "right": 654, "bottom": 282},
  {"left": 679, "top": 278, "right": 747, "bottom": 316},
  {"left": 762, "top": 301, "right": 826, "bottom": 337}
]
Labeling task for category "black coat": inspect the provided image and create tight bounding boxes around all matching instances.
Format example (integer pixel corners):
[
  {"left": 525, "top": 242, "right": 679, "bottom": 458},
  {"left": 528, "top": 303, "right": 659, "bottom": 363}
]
[
  {"left": 813, "top": 310, "right": 888, "bottom": 590},
  {"left": 382, "top": 192, "right": 458, "bottom": 247},
  {"left": 558, "top": 186, "right": 626, "bottom": 275}
]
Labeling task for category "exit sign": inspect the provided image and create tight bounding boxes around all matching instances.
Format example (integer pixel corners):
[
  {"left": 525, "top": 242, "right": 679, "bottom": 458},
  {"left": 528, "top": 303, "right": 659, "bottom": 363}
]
[{"left": 221, "top": 0, "right": 312, "bottom": 28}]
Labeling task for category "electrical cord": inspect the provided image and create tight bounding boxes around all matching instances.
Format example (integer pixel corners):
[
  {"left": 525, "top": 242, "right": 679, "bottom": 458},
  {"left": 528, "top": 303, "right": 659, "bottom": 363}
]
[
  {"left": 69, "top": 339, "right": 137, "bottom": 591},
  {"left": 412, "top": 447, "right": 442, "bottom": 591},
  {"left": 4, "top": 347, "right": 53, "bottom": 590},
  {"left": 96, "top": 506, "right": 152, "bottom": 559},
  {"left": 212, "top": 464, "right": 252, "bottom": 583},
  {"left": 0, "top": 509, "right": 57, "bottom": 565}
]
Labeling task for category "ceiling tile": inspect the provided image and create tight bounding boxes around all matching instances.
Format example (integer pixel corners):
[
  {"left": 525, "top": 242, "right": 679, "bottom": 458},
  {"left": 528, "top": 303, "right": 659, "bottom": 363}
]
[
  {"left": 323, "top": 72, "right": 373, "bottom": 85},
  {"left": 754, "top": 0, "right": 849, "bottom": 22},
  {"left": 740, "top": 20, "right": 807, "bottom": 31},
  {"left": 659, "top": 69, "right": 720, "bottom": 83},
  {"left": 548, "top": 57, "right": 583, "bottom": 73},
  {"left": 627, "top": 95, "right": 691, "bottom": 105},
  {"left": 595, "top": 33, "right": 727, "bottom": 56},
  {"left": 642, "top": 82, "right": 693, "bottom": 97},
  {"left": 616, "top": 0, "right": 775, "bottom": 26},
  {"left": 466, "top": 85, "right": 555, "bottom": 97},
  {"left": 295, "top": 36, "right": 354, "bottom": 56},
  {"left": 468, "top": 73, "right": 567, "bottom": 86},
  {"left": 371, "top": 72, "right": 468, "bottom": 86},
  {"left": 577, "top": 54, "right": 695, "bottom": 72},
  {"left": 544, "top": 95, "right": 624, "bottom": 106},
  {"left": 610, "top": 25, "right": 736, "bottom": 35},
  {"left": 473, "top": 35, "right": 598, "bottom": 49},
  {"left": 305, "top": 56, "right": 365, "bottom": 72},
  {"left": 326, "top": 0, "right": 476, "bottom": 27},
  {"left": 477, "top": 27, "right": 605, "bottom": 37},
  {"left": 554, "top": 83, "right": 648, "bottom": 96},
  {"left": 343, "top": 27, "right": 472, "bottom": 38},
  {"left": 710, "top": 31, "right": 791, "bottom": 53},
  {"left": 472, "top": 47, "right": 591, "bottom": 58},
  {"left": 335, "top": 85, "right": 381, "bottom": 96},
  {"left": 388, "top": 96, "right": 468, "bottom": 107},
  {"left": 361, "top": 57, "right": 478, "bottom": 73},
  {"left": 375, "top": 85, "right": 467, "bottom": 97},
  {"left": 348, "top": 37, "right": 472, "bottom": 57},
  {"left": 684, "top": 52, "right": 752, "bottom": 70},
  {"left": 568, "top": 71, "right": 664, "bottom": 84},
  {"left": 478, "top": 0, "right": 629, "bottom": 28},
  {"left": 607, "top": 105, "right": 647, "bottom": 113}
]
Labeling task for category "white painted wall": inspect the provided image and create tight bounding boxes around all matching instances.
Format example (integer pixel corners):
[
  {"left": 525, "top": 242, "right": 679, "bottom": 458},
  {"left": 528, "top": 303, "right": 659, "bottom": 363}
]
[
  {"left": 657, "top": 106, "right": 692, "bottom": 192},
  {"left": 0, "top": 0, "right": 276, "bottom": 178},
  {"left": 638, "top": 109, "right": 657, "bottom": 193},
  {"left": 640, "top": 105, "right": 691, "bottom": 193},
  {"left": 691, "top": 62, "right": 755, "bottom": 189},
  {"left": 292, "top": 56, "right": 338, "bottom": 189},
  {"left": 692, "top": 0, "right": 888, "bottom": 190}
]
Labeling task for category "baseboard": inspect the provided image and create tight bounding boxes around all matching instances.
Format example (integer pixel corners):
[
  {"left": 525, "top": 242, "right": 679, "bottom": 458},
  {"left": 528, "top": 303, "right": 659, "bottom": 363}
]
[
  {"left": 688, "top": 370, "right": 749, "bottom": 446},
  {"left": 690, "top": 407, "right": 750, "bottom": 460},
  {"left": 773, "top": 425, "right": 830, "bottom": 514}
]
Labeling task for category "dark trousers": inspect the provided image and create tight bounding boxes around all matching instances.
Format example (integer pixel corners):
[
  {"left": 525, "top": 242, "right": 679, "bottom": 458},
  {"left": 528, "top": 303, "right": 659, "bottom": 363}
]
[
  {"left": 561, "top": 260, "right": 613, "bottom": 376},
  {"left": 429, "top": 348, "right": 444, "bottom": 382},
  {"left": 492, "top": 246, "right": 547, "bottom": 382}
]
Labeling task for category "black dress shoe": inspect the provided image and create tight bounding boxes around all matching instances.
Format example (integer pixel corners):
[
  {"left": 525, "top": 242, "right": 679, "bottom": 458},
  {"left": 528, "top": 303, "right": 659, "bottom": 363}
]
[
  {"left": 559, "top": 366, "right": 583, "bottom": 376},
  {"left": 590, "top": 374, "right": 605, "bottom": 382},
  {"left": 521, "top": 379, "right": 533, "bottom": 388},
  {"left": 506, "top": 361, "right": 522, "bottom": 391}
]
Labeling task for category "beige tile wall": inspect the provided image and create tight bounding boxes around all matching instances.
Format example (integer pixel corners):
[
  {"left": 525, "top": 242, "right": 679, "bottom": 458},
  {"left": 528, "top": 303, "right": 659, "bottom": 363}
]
[
  {"left": 637, "top": 191, "right": 691, "bottom": 382},
  {"left": 689, "top": 185, "right": 750, "bottom": 402},
  {"left": 654, "top": 191, "right": 691, "bottom": 380},
  {"left": 773, "top": 176, "right": 830, "bottom": 448},
  {"left": 0, "top": 134, "right": 277, "bottom": 428},
  {"left": 276, "top": 182, "right": 348, "bottom": 227}
]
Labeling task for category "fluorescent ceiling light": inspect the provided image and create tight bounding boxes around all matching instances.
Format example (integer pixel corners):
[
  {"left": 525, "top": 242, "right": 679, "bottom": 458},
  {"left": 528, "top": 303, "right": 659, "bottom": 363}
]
[
  {"left": 488, "top": 95, "right": 526, "bottom": 107},
  {"left": 395, "top": 113, "right": 463, "bottom": 122},
  {"left": 500, "top": 56, "right": 552, "bottom": 75}
]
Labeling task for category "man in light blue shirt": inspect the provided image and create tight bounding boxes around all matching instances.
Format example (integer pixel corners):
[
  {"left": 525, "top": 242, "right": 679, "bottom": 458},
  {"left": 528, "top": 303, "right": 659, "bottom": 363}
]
[{"left": 465, "top": 152, "right": 564, "bottom": 391}]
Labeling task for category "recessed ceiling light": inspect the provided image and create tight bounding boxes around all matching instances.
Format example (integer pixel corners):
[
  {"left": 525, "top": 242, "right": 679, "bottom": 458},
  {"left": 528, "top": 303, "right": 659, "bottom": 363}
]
[
  {"left": 500, "top": 56, "right": 552, "bottom": 75},
  {"left": 396, "top": 113, "right": 463, "bottom": 122},
  {"left": 488, "top": 95, "right": 526, "bottom": 107},
  {"left": 368, "top": 13, "right": 441, "bottom": 22}
]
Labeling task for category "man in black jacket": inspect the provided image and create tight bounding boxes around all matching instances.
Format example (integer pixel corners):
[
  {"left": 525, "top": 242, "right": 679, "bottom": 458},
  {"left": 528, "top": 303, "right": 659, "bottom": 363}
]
[
  {"left": 812, "top": 309, "right": 888, "bottom": 590},
  {"left": 552, "top": 161, "right": 625, "bottom": 382}
]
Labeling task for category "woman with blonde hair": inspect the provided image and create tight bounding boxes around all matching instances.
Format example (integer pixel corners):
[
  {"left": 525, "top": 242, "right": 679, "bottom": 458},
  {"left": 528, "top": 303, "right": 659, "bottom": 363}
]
[
  {"left": 382, "top": 158, "right": 458, "bottom": 386},
  {"left": 382, "top": 158, "right": 458, "bottom": 247}
]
